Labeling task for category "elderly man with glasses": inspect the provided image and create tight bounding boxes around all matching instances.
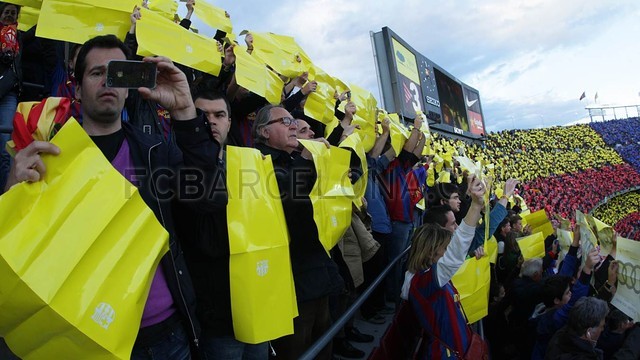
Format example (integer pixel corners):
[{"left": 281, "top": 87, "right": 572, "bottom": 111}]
[{"left": 252, "top": 105, "right": 343, "bottom": 360}]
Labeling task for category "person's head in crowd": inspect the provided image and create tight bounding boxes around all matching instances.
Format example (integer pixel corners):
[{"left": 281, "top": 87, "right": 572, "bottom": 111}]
[
  {"left": 344, "top": 101, "right": 356, "bottom": 118},
  {"left": 68, "top": 43, "right": 82, "bottom": 75},
  {"left": 567, "top": 297, "right": 608, "bottom": 345},
  {"left": 606, "top": 309, "right": 633, "bottom": 334},
  {"left": 253, "top": 104, "right": 299, "bottom": 153},
  {"left": 489, "top": 280, "right": 506, "bottom": 304},
  {"left": 497, "top": 217, "right": 511, "bottom": 237},
  {"left": 520, "top": 258, "right": 543, "bottom": 282},
  {"left": 440, "top": 183, "right": 461, "bottom": 212},
  {"left": 542, "top": 275, "right": 572, "bottom": 308},
  {"left": 422, "top": 204, "right": 456, "bottom": 232},
  {"left": 0, "top": 3, "right": 19, "bottom": 26},
  {"left": 296, "top": 119, "right": 315, "bottom": 140},
  {"left": 74, "top": 35, "right": 130, "bottom": 128},
  {"left": 509, "top": 214, "right": 523, "bottom": 233},
  {"left": 407, "top": 223, "right": 453, "bottom": 272},
  {"left": 194, "top": 91, "right": 231, "bottom": 145}
]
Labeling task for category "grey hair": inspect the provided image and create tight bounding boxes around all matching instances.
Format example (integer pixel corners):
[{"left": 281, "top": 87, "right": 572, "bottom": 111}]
[
  {"left": 520, "top": 258, "right": 543, "bottom": 278},
  {"left": 567, "top": 297, "right": 609, "bottom": 336},
  {"left": 252, "top": 104, "right": 281, "bottom": 144}
]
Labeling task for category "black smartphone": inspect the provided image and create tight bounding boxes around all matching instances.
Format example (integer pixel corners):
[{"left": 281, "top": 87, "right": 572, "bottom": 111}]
[{"left": 106, "top": 60, "right": 157, "bottom": 89}]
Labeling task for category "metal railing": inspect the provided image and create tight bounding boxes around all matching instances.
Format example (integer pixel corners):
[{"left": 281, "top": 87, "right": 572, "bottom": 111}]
[{"left": 299, "top": 246, "right": 411, "bottom": 360}]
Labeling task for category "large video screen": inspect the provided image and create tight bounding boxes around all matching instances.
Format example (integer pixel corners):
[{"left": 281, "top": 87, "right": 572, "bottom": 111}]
[
  {"left": 434, "top": 68, "right": 469, "bottom": 132},
  {"left": 372, "top": 27, "right": 486, "bottom": 139}
]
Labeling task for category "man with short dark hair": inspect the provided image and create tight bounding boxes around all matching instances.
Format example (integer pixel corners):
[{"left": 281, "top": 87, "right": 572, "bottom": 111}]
[{"left": 7, "top": 34, "right": 223, "bottom": 359}]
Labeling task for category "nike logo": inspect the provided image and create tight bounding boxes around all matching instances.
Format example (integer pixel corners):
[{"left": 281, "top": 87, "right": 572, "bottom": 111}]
[{"left": 465, "top": 97, "right": 478, "bottom": 108}]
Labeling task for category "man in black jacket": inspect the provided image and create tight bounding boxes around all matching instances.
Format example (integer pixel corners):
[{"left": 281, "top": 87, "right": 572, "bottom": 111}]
[
  {"left": 6, "top": 35, "right": 223, "bottom": 359},
  {"left": 173, "top": 91, "right": 270, "bottom": 359},
  {"left": 252, "top": 104, "right": 343, "bottom": 360}
]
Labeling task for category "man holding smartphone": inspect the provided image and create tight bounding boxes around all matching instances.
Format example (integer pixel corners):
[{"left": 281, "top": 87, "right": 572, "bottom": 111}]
[{"left": 6, "top": 35, "right": 224, "bottom": 359}]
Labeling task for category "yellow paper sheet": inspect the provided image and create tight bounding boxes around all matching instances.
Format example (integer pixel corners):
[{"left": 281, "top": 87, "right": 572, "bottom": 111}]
[
  {"left": 451, "top": 256, "right": 491, "bottom": 324},
  {"left": 136, "top": 8, "right": 222, "bottom": 76},
  {"left": 36, "top": 0, "right": 131, "bottom": 44},
  {"left": 0, "top": 119, "right": 168, "bottom": 359},
  {"left": 193, "top": 0, "right": 232, "bottom": 33},
  {"left": 517, "top": 232, "right": 545, "bottom": 260},
  {"left": 299, "top": 140, "right": 354, "bottom": 255},
  {"left": 233, "top": 45, "right": 284, "bottom": 104},
  {"left": 339, "top": 133, "right": 368, "bottom": 204},
  {"left": 226, "top": 146, "right": 297, "bottom": 343}
]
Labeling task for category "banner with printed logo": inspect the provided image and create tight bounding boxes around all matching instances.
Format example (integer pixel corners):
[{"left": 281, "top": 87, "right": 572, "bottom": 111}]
[
  {"left": 611, "top": 236, "right": 640, "bottom": 322},
  {"left": 226, "top": 146, "right": 297, "bottom": 344},
  {"left": 299, "top": 140, "right": 354, "bottom": 255},
  {"left": 0, "top": 119, "right": 168, "bottom": 359}
]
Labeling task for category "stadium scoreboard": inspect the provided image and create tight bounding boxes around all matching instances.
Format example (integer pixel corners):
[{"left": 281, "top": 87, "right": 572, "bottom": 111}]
[{"left": 371, "top": 27, "right": 486, "bottom": 140}]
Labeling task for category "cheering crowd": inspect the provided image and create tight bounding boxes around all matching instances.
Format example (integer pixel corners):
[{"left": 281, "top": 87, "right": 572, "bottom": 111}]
[{"left": 0, "top": 1, "right": 639, "bottom": 359}]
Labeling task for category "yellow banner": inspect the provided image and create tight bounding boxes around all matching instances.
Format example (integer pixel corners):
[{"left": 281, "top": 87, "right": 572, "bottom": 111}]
[
  {"left": 144, "top": 0, "right": 177, "bottom": 20},
  {"left": 36, "top": 0, "right": 131, "bottom": 44},
  {"left": 226, "top": 146, "right": 297, "bottom": 343},
  {"left": 0, "top": 120, "right": 168, "bottom": 359},
  {"left": 392, "top": 38, "right": 420, "bottom": 84},
  {"left": 250, "top": 31, "right": 311, "bottom": 79},
  {"left": 136, "top": 8, "right": 221, "bottom": 76},
  {"left": 522, "top": 209, "right": 549, "bottom": 229},
  {"left": 531, "top": 221, "right": 554, "bottom": 239},
  {"left": 233, "top": 45, "right": 284, "bottom": 104},
  {"left": 299, "top": 140, "right": 354, "bottom": 255},
  {"left": 339, "top": 133, "right": 368, "bottom": 204},
  {"left": 193, "top": 0, "right": 232, "bottom": 33},
  {"left": 451, "top": 256, "right": 491, "bottom": 324},
  {"left": 388, "top": 113, "right": 409, "bottom": 155},
  {"left": 517, "top": 232, "right": 545, "bottom": 260}
]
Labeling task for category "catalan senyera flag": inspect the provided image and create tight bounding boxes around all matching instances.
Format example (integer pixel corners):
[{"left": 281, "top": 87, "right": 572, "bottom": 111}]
[
  {"left": 7, "top": 97, "right": 71, "bottom": 156},
  {"left": 136, "top": 8, "right": 221, "bottom": 76}
]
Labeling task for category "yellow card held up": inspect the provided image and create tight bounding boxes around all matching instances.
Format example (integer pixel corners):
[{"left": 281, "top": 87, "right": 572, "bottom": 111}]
[
  {"left": 136, "top": 8, "right": 222, "bottom": 76},
  {"left": 193, "top": 0, "right": 232, "bottom": 33}
]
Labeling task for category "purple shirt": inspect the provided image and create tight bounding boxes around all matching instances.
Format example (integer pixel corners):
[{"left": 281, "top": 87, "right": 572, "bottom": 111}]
[{"left": 111, "top": 139, "right": 176, "bottom": 328}]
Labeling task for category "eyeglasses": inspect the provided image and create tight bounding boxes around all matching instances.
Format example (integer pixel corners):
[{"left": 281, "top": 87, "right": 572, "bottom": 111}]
[{"left": 266, "top": 117, "right": 298, "bottom": 127}]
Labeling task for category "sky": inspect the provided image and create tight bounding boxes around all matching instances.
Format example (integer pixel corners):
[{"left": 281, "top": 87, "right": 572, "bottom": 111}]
[{"left": 183, "top": 0, "right": 640, "bottom": 132}]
